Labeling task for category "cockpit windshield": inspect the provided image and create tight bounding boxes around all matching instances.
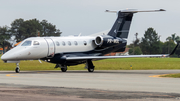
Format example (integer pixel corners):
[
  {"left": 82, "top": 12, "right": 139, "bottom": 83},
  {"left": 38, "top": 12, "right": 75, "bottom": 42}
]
[{"left": 21, "top": 41, "right": 32, "bottom": 46}]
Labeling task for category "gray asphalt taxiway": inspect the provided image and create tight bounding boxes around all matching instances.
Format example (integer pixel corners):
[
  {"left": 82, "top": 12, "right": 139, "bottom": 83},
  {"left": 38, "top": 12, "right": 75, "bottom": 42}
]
[{"left": 0, "top": 70, "right": 180, "bottom": 101}]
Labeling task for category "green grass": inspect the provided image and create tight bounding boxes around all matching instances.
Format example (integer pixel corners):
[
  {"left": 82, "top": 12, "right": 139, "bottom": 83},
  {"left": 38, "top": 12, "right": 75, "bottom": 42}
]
[
  {"left": 1, "top": 54, "right": 180, "bottom": 71},
  {"left": 93, "top": 58, "right": 180, "bottom": 70},
  {"left": 160, "top": 73, "right": 180, "bottom": 78}
]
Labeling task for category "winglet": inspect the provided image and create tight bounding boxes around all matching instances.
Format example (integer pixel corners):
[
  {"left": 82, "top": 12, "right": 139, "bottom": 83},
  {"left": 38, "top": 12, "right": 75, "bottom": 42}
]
[{"left": 169, "top": 41, "right": 180, "bottom": 56}]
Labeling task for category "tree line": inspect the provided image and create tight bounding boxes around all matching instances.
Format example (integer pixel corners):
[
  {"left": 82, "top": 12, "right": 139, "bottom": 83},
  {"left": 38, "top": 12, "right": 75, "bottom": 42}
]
[
  {"left": 0, "top": 18, "right": 62, "bottom": 53},
  {"left": 128, "top": 27, "right": 180, "bottom": 57},
  {"left": 0, "top": 19, "right": 179, "bottom": 57}
]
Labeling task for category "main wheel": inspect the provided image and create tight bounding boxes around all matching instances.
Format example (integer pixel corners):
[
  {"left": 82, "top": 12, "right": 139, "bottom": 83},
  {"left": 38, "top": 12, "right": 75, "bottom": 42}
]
[
  {"left": 61, "top": 68, "right": 67, "bottom": 72},
  {"left": 15, "top": 67, "right": 20, "bottom": 73},
  {"left": 88, "top": 68, "right": 94, "bottom": 72}
]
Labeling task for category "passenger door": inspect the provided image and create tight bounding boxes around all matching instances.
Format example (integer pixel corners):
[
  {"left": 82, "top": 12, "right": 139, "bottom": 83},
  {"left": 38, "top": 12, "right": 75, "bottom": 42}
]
[{"left": 45, "top": 38, "right": 55, "bottom": 58}]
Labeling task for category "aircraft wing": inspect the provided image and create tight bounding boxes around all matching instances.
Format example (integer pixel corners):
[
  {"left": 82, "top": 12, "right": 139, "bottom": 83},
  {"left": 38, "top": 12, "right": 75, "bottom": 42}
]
[
  {"left": 66, "top": 54, "right": 168, "bottom": 60},
  {"left": 66, "top": 42, "right": 179, "bottom": 60}
]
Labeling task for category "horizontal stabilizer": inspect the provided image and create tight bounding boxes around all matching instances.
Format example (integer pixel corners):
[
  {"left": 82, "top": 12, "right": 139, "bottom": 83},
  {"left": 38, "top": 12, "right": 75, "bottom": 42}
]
[{"left": 106, "top": 9, "right": 165, "bottom": 13}]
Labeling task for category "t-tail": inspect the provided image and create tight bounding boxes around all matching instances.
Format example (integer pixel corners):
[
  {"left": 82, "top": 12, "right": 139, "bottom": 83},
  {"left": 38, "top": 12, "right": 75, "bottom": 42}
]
[
  {"left": 94, "top": 9, "right": 165, "bottom": 53},
  {"left": 107, "top": 9, "right": 165, "bottom": 38}
]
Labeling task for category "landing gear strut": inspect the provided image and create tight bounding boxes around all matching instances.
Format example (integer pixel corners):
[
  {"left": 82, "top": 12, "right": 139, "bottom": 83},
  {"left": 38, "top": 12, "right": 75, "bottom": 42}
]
[
  {"left": 15, "top": 63, "right": 20, "bottom": 73},
  {"left": 55, "top": 64, "right": 67, "bottom": 72},
  {"left": 85, "top": 60, "right": 95, "bottom": 72}
]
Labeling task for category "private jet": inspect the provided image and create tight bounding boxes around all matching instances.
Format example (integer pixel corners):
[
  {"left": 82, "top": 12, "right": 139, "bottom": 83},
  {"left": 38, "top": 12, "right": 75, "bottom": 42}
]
[{"left": 1, "top": 9, "right": 178, "bottom": 73}]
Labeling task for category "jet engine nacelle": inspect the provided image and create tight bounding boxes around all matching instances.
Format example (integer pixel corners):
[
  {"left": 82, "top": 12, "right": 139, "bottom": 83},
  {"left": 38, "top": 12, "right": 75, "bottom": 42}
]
[{"left": 94, "top": 35, "right": 122, "bottom": 48}]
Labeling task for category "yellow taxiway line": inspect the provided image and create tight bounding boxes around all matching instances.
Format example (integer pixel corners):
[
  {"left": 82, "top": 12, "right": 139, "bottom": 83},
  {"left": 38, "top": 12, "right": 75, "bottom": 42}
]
[
  {"left": 149, "top": 75, "right": 161, "bottom": 78},
  {"left": 6, "top": 74, "right": 18, "bottom": 77}
]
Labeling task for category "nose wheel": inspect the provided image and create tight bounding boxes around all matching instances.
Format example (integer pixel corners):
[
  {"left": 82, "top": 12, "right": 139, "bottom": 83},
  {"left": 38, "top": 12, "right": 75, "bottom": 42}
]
[
  {"left": 15, "top": 67, "right": 20, "bottom": 73},
  {"left": 15, "top": 63, "right": 20, "bottom": 73}
]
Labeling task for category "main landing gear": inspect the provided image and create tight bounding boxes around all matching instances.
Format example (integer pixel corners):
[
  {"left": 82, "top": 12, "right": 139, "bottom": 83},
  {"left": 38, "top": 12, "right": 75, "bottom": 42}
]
[
  {"left": 15, "top": 63, "right": 20, "bottom": 73},
  {"left": 55, "top": 60, "right": 95, "bottom": 73},
  {"left": 55, "top": 64, "right": 67, "bottom": 72},
  {"left": 85, "top": 60, "right": 95, "bottom": 72}
]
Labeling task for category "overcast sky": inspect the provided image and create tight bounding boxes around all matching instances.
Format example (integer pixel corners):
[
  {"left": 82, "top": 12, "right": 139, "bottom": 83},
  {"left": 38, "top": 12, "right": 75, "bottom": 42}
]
[{"left": 0, "top": 0, "right": 180, "bottom": 44}]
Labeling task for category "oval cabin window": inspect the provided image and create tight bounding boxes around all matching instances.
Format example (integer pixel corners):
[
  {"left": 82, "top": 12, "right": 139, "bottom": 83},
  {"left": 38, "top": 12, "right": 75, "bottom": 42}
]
[
  {"left": 56, "top": 41, "right": 60, "bottom": 46},
  {"left": 74, "top": 41, "right": 78, "bottom": 45},
  {"left": 62, "top": 41, "right": 65, "bottom": 46},
  {"left": 68, "top": 41, "right": 71, "bottom": 46}
]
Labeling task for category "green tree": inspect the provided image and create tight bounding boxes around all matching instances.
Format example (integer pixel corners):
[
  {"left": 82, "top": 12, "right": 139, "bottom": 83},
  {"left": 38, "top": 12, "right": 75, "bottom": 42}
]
[
  {"left": 128, "top": 33, "right": 141, "bottom": 55},
  {"left": 140, "top": 27, "right": 161, "bottom": 54},
  {"left": 133, "top": 33, "right": 140, "bottom": 47},
  {"left": 129, "top": 46, "right": 142, "bottom": 55},
  {"left": 11, "top": 18, "right": 24, "bottom": 42},
  {"left": 134, "top": 47, "right": 142, "bottom": 55},
  {"left": 0, "top": 26, "right": 11, "bottom": 53},
  {"left": 161, "top": 40, "right": 176, "bottom": 54},
  {"left": 175, "top": 36, "right": 180, "bottom": 43},
  {"left": 11, "top": 18, "right": 62, "bottom": 42},
  {"left": 166, "top": 33, "right": 180, "bottom": 43},
  {"left": 165, "top": 33, "right": 180, "bottom": 57},
  {"left": 40, "top": 20, "right": 62, "bottom": 36},
  {"left": 22, "top": 19, "right": 42, "bottom": 38},
  {"left": 128, "top": 48, "right": 133, "bottom": 55}
]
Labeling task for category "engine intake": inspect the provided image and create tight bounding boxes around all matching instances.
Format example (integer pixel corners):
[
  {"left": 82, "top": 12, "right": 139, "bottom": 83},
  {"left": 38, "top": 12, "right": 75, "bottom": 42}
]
[
  {"left": 95, "top": 36, "right": 103, "bottom": 46},
  {"left": 95, "top": 35, "right": 122, "bottom": 48}
]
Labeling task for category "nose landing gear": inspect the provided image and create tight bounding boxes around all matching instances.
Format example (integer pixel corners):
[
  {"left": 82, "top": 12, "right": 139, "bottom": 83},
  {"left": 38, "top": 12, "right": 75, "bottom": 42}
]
[{"left": 15, "top": 63, "right": 20, "bottom": 73}]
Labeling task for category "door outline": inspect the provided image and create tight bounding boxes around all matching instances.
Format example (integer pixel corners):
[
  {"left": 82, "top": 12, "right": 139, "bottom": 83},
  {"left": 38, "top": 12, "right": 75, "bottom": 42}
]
[{"left": 44, "top": 38, "right": 55, "bottom": 58}]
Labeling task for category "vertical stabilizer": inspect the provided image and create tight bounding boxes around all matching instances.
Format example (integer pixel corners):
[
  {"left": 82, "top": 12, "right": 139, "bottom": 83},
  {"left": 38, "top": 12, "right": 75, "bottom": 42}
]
[
  {"left": 107, "top": 9, "right": 165, "bottom": 38},
  {"left": 107, "top": 11, "right": 133, "bottom": 38}
]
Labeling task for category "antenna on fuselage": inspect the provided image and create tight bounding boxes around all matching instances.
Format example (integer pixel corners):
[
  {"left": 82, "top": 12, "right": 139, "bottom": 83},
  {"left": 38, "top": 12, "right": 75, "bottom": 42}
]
[
  {"left": 78, "top": 33, "right": 81, "bottom": 37},
  {"left": 38, "top": 59, "right": 42, "bottom": 63}
]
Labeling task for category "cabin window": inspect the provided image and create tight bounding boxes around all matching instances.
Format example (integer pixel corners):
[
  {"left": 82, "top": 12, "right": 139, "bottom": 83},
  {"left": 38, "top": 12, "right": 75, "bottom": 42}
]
[
  {"left": 21, "top": 41, "right": 32, "bottom": 46},
  {"left": 84, "top": 41, "right": 87, "bottom": 45},
  {"left": 74, "top": 41, "right": 78, "bottom": 45},
  {"left": 33, "top": 41, "right": 39, "bottom": 45},
  {"left": 68, "top": 41, "right": 71, "bottom": 46},
  {"left": 56, "top": 41, "right": 60, "bottom": 46},
  {"left": 62, "top": 41, "right": 65, "bottom": 46}
]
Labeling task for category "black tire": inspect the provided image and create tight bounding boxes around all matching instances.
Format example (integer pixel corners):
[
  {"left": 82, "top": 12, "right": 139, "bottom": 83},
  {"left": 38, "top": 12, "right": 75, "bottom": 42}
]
[
  {"left": 61, "top": 68, "right": 67, "bottom": 72},
  {"left": 15, "top": 68, "right": 20, "bottom": 73},
  {"left": 88, "top": 68, "right": 94, "bottom": 72}
]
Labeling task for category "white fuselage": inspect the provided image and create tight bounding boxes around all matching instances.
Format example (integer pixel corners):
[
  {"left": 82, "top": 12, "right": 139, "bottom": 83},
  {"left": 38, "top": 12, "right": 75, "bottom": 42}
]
[{"left": 1, "top": 36, "right": 97, "bottom": 61}]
